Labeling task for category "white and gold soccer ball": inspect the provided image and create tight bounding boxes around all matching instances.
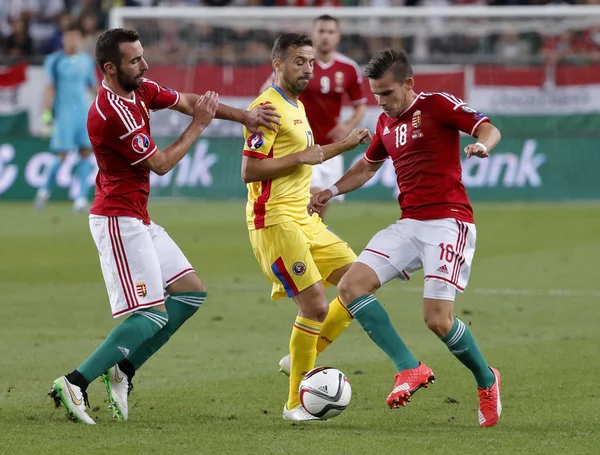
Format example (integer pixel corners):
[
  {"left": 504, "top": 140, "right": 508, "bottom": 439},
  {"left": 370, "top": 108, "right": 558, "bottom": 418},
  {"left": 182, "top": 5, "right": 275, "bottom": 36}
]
[{"left": 299, "top": 367, "right": 352, "bottom": 419}]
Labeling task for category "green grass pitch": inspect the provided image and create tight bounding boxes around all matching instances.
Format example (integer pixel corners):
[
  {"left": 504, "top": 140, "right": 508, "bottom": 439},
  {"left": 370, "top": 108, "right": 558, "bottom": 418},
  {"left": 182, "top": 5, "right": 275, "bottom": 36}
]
[{"left": 1, "top": 201, "right": 599, "bottom": 454}]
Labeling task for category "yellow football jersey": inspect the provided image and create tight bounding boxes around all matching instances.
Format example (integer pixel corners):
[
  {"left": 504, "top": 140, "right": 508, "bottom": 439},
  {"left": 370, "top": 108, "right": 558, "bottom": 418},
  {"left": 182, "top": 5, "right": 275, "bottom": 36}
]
[{"left": 243, "top": 85, "right": 314, "bottom": 230}]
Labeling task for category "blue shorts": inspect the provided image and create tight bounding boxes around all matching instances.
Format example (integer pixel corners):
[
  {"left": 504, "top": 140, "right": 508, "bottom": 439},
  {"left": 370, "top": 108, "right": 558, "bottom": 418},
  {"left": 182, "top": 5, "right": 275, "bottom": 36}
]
[{"left": 51, "top": 115, "right": 91, "bottom": 153}]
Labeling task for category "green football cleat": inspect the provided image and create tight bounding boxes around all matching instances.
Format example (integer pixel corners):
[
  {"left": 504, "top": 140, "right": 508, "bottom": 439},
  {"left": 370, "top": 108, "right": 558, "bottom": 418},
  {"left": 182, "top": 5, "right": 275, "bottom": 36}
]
[{"left": 48, "top": 376, "right": 95, "bottom": 424}]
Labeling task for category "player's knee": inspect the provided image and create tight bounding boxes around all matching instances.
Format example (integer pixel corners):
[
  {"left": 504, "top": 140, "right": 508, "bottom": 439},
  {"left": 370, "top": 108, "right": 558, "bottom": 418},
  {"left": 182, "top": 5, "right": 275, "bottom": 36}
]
[
  {"left": 424, "top": 311, "right": 454, "bottom": 337},
  {"left": 298, "top": 300, "right": 328, "bottom": 322},
  {"left": 337, "top": 276, "right": 363, "bottom": 306},
  {"left": 425, "top": 318, "right": 453, "bottom": 337},
  {"left": 313, "top": 302, "right": 329, "bottom": 322},
  {"left": 166, "top": 272, "right": 206, "bottom": 294},
  {"left": 194, "top": 281, "right": 207, "bottom": 293}
]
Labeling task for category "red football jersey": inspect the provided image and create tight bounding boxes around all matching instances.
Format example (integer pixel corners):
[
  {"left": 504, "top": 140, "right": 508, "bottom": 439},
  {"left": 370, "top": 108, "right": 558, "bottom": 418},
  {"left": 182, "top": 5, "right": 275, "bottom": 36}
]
[
  {"left": 265, "top": 52, "right": 366, "bottom": 145},
  {"left": 364, "top": 92, "right": 490, "bottom": 223},
  {"left": 88, "top": 79, "right": 180, "bottom": 224}
]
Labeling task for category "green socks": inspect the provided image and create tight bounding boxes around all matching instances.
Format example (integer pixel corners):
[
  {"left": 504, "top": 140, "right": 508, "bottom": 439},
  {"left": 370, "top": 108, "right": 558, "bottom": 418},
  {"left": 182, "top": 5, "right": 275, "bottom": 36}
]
[
  {"left": 441, "top": 317, "right": 495, "bottom": 388},
  {"left": 126, "top": 292, "right": 207, "bottom": 370},
  {"left": 77, "top": 308, "right": 168, "bottom": 383},
  {"left": 346, "top": 294, "right": 419, "bottom": 372}
]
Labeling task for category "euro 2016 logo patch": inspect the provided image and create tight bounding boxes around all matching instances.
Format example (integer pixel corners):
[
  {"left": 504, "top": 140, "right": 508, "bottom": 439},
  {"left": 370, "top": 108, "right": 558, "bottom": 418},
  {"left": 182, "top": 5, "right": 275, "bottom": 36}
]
[
  {"left": 292, "top": 262, "right": 306, "bottom": 276},
  {"left": 247, "top": 133, "right": 264, "bottom": 151},
  {"left": 461, "top": 104, "right": 485, "bottom": 121},
  {"left": 132, "top": 133, "right": 150, "bottom": 154}
]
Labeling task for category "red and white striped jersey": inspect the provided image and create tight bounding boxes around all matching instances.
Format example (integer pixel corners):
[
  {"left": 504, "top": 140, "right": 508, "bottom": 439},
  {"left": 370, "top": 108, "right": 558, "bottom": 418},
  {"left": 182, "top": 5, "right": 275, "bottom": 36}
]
[
  {"left": 364, "top": 92, "right": 490, "bottom": 223},
  {"left": 88, "top": 79, "right": 180, "bottom": 224}
]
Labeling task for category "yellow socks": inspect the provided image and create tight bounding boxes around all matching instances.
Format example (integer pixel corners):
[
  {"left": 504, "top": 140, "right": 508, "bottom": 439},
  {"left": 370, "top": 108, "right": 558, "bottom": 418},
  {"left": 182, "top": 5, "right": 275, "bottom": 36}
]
[
  {"left": 317, "top": 297, "right": 353, "bottom": 355},
  {"left": 287, "top": 316, "right": 323, "bottom": 410}
]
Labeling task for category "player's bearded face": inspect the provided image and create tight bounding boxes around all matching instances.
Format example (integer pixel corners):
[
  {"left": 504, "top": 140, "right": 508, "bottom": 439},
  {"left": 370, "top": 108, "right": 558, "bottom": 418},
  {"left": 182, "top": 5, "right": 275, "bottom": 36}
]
[
  {"left": 116, "top": 42, "right": 148, "bottom": 92},
  {"left": 281, "top": 46, "right": 314, "bottom": 96},
  {"left": 116, "top": 65, "right": 145, "bottom": 92}
]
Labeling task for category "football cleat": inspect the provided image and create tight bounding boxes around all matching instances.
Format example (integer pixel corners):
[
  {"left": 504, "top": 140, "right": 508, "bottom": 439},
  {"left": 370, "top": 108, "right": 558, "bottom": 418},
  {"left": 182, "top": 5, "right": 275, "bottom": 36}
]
[
  {"left": 386, "top": 362, "right": 436, "bottom": 408},
  {"left": 101, "top": 365, "right": 132, "bottom": 421},
  {"left": 48, "top": 376, "right": 95, "bottom": 424},
  {"left": 282, "top": 404, "right": 322, "bottom": 421},
  {"left": 72, "top": 197, "right": 90, "bottom": 214},
  {"left": 34, "top": 188, "right": 50, "bottom": 211},
  {"left": 278, "top": 354, "right": 291, "bottom": 376},
  {"left": 478, "top": 367, "right": 502, "bottom": 427}
]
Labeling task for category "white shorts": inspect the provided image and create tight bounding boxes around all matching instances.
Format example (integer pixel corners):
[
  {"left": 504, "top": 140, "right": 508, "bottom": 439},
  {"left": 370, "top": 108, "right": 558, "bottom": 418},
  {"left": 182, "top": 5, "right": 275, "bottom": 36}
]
[
  {"left": 89, "top": 215, "right": 194, "bottom": 318},
  {"left": 311, "top": 155, "right": 345, "bottom": 202},
  {"left": 356, "top": 218, "right": 476, "bottom": 296}
]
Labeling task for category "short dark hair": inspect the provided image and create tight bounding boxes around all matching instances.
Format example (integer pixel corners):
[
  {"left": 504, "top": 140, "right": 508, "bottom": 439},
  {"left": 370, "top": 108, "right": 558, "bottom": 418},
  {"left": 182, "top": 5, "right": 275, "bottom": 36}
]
[
  {"left": 314, "top": 14, "right": 339, "bottom": 25},
  {"left": 64, "top": 23, "right": 82, "bottom": 34},
  {"left": 95, "top": 28, "right": 140, "bottom": 74},
  {"left": 271, "top": 33, "right": 313, "bottom": 61},
  {"left": 364, "top": 49, "right": 413, "bottom": 82}
]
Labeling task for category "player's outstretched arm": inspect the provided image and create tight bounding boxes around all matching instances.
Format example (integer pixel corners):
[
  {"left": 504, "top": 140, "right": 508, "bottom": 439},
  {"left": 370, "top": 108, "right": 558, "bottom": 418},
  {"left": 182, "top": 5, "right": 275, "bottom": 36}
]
[
  {"left": 309, "top": 158, "right": 382, "bottom": 215},
  {"left": 464, "top": 122, "right": 501, "bottom": 158},
  {"left": 321, "top": 128, "right": 371, "bottom": 161},
  {"left": 144, "top": 91, "right": 218, "bottom": 176},
  {"left": 241, "top": 145, "right": 324, "bottom": 183},
  {"left": 326, "top": 104, "right": 367, "bottom": 142},
  {"left": 174, "top": 93, "right": 281, "bottom": 134}
]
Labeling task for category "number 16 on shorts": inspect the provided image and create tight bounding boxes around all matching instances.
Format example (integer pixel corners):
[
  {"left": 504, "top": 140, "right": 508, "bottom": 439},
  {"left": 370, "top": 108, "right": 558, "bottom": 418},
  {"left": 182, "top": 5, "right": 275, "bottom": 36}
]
[{"left": 424, "top": 219, "right": 477, "bottom": 292}]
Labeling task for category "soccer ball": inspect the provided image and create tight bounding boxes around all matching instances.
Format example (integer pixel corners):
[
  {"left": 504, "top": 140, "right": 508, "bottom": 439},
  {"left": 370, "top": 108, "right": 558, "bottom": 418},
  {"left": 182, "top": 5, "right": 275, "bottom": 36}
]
[{"left": 299, "top": 366, "right": 352, "bottom": 419}]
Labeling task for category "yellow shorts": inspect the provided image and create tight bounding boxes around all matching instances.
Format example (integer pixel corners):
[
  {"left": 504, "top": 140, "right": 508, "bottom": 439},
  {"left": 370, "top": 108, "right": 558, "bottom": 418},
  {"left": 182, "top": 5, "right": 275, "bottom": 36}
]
[{"left": 249, "top": 214, "right": 357, "bottom": 300}]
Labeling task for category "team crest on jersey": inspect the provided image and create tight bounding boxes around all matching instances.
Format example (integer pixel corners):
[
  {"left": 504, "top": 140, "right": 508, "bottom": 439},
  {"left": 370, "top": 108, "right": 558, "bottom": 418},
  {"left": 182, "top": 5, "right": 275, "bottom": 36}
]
[
  {"left": 247, "top": 133, "right": 264, "bottom": 150},
  {"left": 383, "top": 125, "right": 390, "bottom": 135},
  {"left": 131, "top": 133, "right": 150, "bottom": 154},
  {"left": 136, "top": 281, "right": 147, "bottom": 298},
  {"left": 292, "top": 262, "right": 306, "bottom": 276},
  {"left": 412, "top": 110, "right": 421, "bottom": 128}
]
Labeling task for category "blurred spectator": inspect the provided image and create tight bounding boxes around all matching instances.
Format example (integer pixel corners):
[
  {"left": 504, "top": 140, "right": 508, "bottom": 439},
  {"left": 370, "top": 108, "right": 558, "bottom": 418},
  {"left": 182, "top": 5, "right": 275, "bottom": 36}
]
[
  {"left": 5, "top": 0, "right": 65, "bottom": 21},
  {"left": 5, "top": 17, "right": 33, "bottom": 59},
  {"left": 3, "top": 0, "right": 600, "bottom": 68},
  {"left": 494, "top": 26, "right": 531, "bottom": 64},
  {"left": 70, "top": 0, "right": 102, "bottom": 17},
  {"left": 80, "top": 13, "right": 101, "bottom": 56},
  {"left": 204, "top": 0, "right": 234, "bottom": 5},
  {"left": 541, "top": 30, "right": 584, "bottom": 64},
  {"left": 275, "top": 0, "right": 342, "bottom": 5},
  {"left": 579, "top": 26, "right": 600, "bottom": 62},
  {"left": 44, "top": 12, "right": 73, "bottom": 54}
]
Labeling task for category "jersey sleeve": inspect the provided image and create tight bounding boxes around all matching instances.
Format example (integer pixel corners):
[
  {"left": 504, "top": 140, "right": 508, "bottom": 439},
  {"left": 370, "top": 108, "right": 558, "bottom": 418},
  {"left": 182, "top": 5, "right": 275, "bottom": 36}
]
[
  {"left": 364, "top": 117, "right": 389, "bottom": 163},
  {"left": 105, "top": 114, "right": 159, "bottom": 166},
  {"left": 242, "top": 100, "right": 278, "bottom": 159},
  {"left": 140, "top": 78, "right": 180, "bottom": 111},
  {"left": 434, "top": 93, "right": 490, "bottom": 137},
  {"left": 43, "top": 53, "right": 58, "bottom": 85},
  {"left": 346, "top": 63, "right": 367, "bottom": 105}
]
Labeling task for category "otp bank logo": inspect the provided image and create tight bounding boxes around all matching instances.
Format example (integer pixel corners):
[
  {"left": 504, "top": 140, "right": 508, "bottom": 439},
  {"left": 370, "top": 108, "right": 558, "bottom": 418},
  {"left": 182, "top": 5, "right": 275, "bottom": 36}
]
[
  {"left": 246, "top": 133, "right": 264, "bottom": 151},
  {"left": 132, "top": 133, "right": 150, "bottom": 154}
]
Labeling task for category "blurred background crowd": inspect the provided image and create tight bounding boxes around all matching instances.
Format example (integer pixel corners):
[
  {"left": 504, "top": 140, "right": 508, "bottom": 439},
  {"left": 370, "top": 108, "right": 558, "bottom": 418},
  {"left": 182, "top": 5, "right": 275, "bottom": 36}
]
[{"left": 2, "top": 0, "right": 600, "bottom": 66}]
